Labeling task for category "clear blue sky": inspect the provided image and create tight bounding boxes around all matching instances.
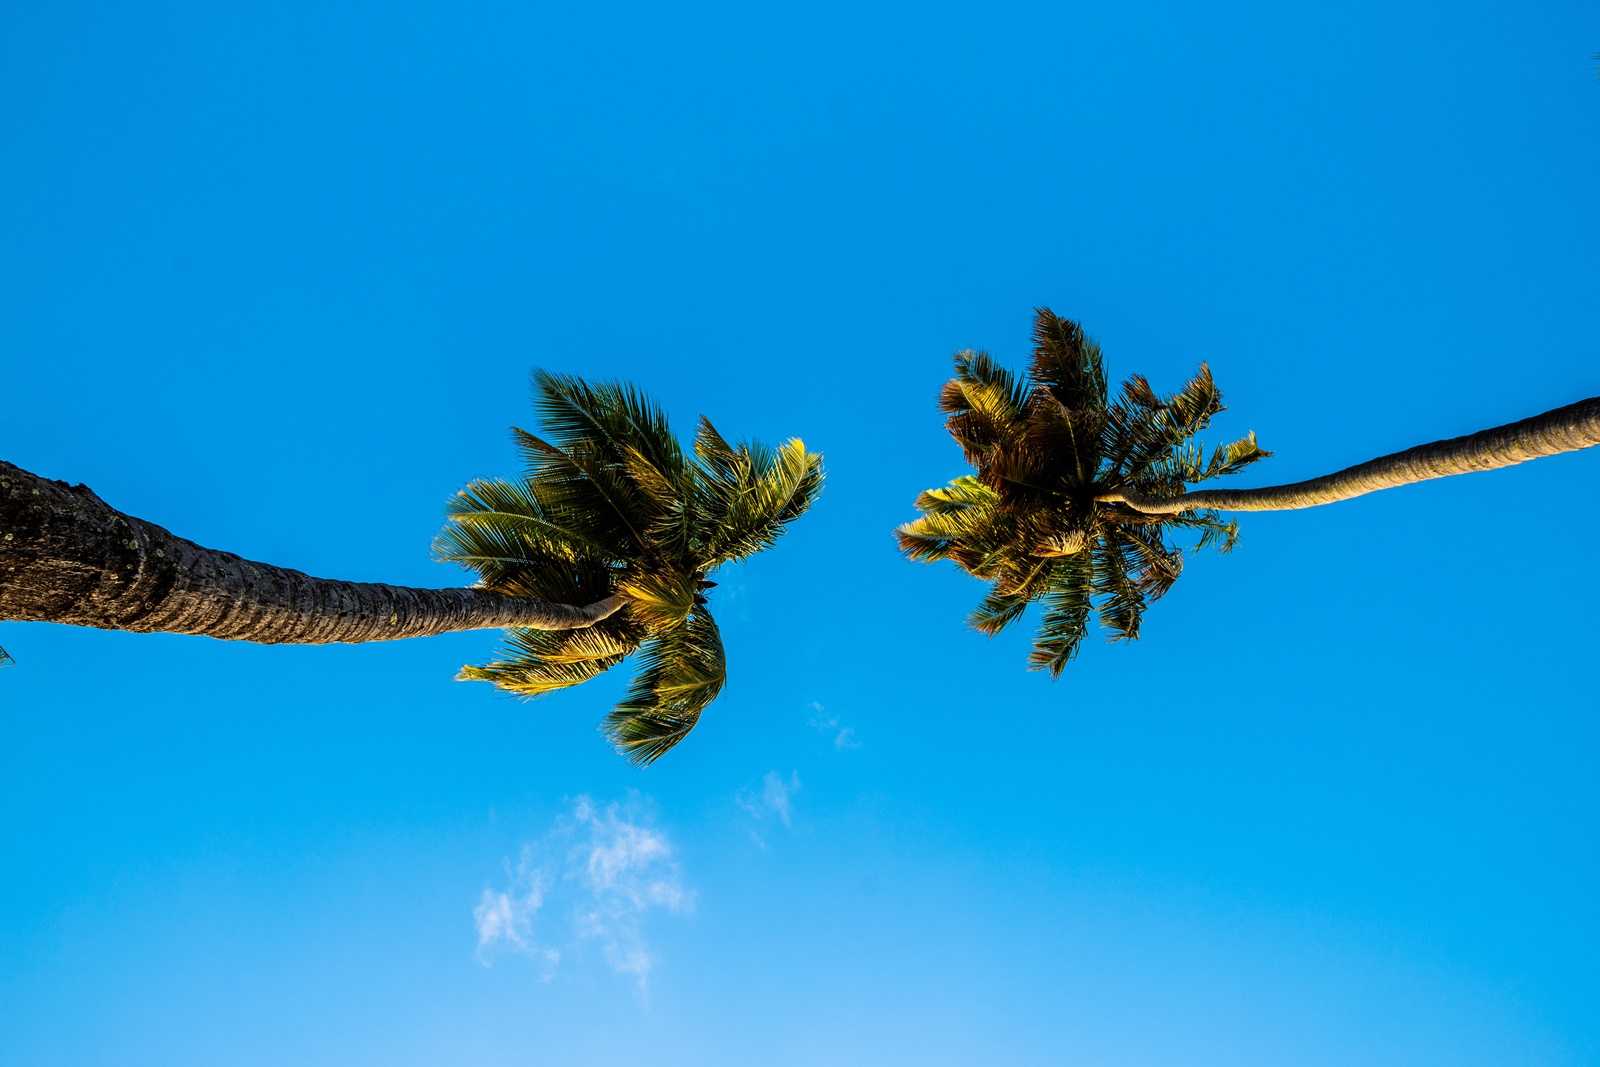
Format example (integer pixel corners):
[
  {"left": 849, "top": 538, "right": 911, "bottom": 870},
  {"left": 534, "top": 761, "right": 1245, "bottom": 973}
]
[{"left": 2, "top": 1, "right": 1598, "bottom": 1063}]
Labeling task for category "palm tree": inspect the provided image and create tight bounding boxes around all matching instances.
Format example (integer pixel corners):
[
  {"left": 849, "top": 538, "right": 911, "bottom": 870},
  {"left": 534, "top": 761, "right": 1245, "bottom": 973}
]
[
  {"left": 897, "top": 308, "right": 1269, "bottom": 672},
  {"left": 434, "top": 370, "right": 824, "bottom": 765},
  {"left": 898, "top": 307, "right": 1599, "bottom": 671},
  {"left": 1, "top": 459, "right": 625, "bottom": 642}
]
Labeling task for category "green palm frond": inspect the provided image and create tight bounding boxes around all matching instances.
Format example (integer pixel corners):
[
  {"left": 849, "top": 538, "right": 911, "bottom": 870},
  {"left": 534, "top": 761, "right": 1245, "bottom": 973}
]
[
  {"left": 1028, "top": 310, "right": 1107, "bottom": 414},
  {"left": 1091, "top": 536, "right": 1145, "bottom": 642},
  {"left": 692, "top": 416, "right": 741, "bottom": 480},
  {"left": 511, "top": 430, "right": 654, "bottom": 550},
  {"left": 1027, "top": 557, "right": 1093, "bottom": 675},
  {"left": 623, "top": 445, "right": 694, "bottom": 561},
  {"left": 602, "top": 606, "right": 726, "bottom": 765},
  {"left": 952, "top": 347, "right": 1031, "bottom": 415},
  {"left": 531, "top": 370, "right": 683, "bottom": 476},
  {"left": 440, "top": 476, "right": 613, "bottom": 561},
  {"left": 968, "top": 585, "right": 1031, "bottom": 636},
  {"left": 1190, "top": 511, "right": 1242, "bottom": 554},
  {"left": 901, "top": 307, "right": 1267, "bottom": 671}
]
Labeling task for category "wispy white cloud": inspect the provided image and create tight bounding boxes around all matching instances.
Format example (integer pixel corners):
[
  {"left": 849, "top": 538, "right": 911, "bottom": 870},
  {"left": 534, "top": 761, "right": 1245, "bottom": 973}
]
[
  {"left": 474, "top": 796, "right": 691, "bottom": 988},
  {"left": 473, "top": 847, "right": 559, "bottom": 974},
  {"left": 808, "top": 701, "right": 861, "bottom": 750},
  {"left": 737, "top": 771, "right": 801, "bottom": 847}
]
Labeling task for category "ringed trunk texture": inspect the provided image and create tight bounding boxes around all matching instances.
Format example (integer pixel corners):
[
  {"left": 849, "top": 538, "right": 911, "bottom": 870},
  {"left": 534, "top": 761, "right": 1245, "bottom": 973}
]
[
  {"left": 0, "top": 460, "right": 624, "bottom": 643},
  {"left": 1104, "top": 395, "right": 1600, "bottom": 515}
]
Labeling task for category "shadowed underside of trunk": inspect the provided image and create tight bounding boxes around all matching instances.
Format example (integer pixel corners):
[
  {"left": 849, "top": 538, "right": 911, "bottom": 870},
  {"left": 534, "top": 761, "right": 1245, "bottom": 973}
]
[
  {"left": 1104, "top": 395, "right": 1600, "bottom": 514},
  {"left": 0, "top": 461, "right": 624, "bottom": 644}
]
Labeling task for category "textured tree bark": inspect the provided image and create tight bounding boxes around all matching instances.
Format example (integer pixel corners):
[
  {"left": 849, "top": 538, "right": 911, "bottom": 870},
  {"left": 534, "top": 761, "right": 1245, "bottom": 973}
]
[
  {"left": 0, "top": 460, "right": 625, "bottom": 643},
  {"left": 1101, "top": 395, "right": 1600, "bottom": 515}
]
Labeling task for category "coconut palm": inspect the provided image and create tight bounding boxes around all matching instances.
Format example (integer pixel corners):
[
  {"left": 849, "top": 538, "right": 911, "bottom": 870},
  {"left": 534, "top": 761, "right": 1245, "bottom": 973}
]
[
  {"left": 900, "top": 307, "right": 1600, "bottom": 672},
  {"left": 896, "top": 308, "right": 1269, "bottom": 673},
  {"left": 434, "top": 370, "right": 824, "bottom": 765}
]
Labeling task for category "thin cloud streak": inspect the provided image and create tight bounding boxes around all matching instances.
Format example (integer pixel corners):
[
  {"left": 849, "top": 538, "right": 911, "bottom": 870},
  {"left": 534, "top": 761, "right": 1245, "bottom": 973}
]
[
  {"left": 738, "top": 770, "right": 801, "bottom": 847},
  {"left": 808, "top": 701, "right": 860, "bottom": 750}
]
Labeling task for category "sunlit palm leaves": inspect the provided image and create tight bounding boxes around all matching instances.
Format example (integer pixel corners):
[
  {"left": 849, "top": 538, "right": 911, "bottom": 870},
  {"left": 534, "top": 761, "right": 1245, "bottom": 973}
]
[
  {"left": 897, "top": 308, "right": 1269, "bottom": 673},
  {"left": 435, "top": 370, "right": 823, "bottom": 764}
]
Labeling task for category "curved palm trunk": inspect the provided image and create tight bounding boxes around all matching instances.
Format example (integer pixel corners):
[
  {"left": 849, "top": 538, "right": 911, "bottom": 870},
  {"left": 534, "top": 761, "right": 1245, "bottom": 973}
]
[
  {"left": 1102, "top": 395, "right": 1600, "bottom": 515},
  {"left": 1, "top": 461, "right": 624, "bottom": 643}
]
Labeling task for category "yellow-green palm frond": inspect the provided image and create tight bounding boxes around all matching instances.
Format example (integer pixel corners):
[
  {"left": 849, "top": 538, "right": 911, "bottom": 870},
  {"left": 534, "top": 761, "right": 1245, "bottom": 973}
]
[
  {"left": 940, "top": 348, "right": 1032, "bottom": 465},
  {"left": 1182, "top": 510, "right": 1242, "bottom": 554},
  {"left": 458, "top": 618, "right": 643, "bottom": 696},
  {"left": 693, "top": 424, "right": 824, "bottom": 567},
  {"left": 912, "top": 474, "right": 995, "bottom": 516},
  {"left": 895, "top": 490, "right": 1006, "bottom": 568},
  {"left": 1199, "top": 430, "right": 1271, "bottom": 481},
  {"left": 602, "top": 606, "right": 726, "bottom": 766},
  {"left": 618, "top": 569, "right": 699, "bottom": 632}
]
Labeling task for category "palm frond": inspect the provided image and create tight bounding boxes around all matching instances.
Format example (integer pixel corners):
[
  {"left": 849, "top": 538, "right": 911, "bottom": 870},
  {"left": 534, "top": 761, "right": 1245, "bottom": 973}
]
[
  {"left": 603, "top": 606, "right": 726, "bottom": 765},
  {"left": 968, "top": 585, "right": 1031, "bottom": 636},
  {"left": 1028, "top": 309, "right": 1107, "bottom": 414},
  {"left": 1190, "top": 511, "right": 1242, "bottom": 554},
  {"left": 438, "top": 477, "right": 615, "bottom": 563},
  {"left": 624, "top": 445, "right": 694, "bottom": 563},
  {"left": 692, "top": 416, "right": 741, "bottom": 480},
  {"left": 458, "top": 619, "right": 642, "bottom": 696},
  {"left": 511, "top": 430, "right": 653, "bottom": 550},
  {"left": 1199, "top": 430, "right": 1271, "bottom": 481},
  {"left": 912, "top": 475, "right": 996, "bottom": 516},
  {"left": 1116, "top": 523, "right": 1183, "bottom": 602},
  {"left": 1091, "top": 535, "right": 1145, "bottom": 642},
  {"left": 618, "top": 569, "right": 698, "bottom": 632},
  {"left": 1163, "top": 363, "right": 1225, "bottom": 436},
  {"left": 699, "top": 437, "right": 824, "bottom": 567},
  {"left": 1027, "top": 556, "right": 1094, "bottom": 675},
  {"left": 940, "top": 348, "right": 1031, "bottom": 464},
  {"left": 531, "top": 370, "right": 683, "bottom": 476}
]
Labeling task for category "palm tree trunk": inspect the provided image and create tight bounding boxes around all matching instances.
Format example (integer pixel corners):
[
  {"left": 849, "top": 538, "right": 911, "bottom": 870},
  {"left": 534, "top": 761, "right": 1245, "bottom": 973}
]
[
  {"left": 1101, "top": 395, "right": 1600, "bottom": 515},
  {"left": 0, "top": 460, "right": 624, "bottom": 643}
]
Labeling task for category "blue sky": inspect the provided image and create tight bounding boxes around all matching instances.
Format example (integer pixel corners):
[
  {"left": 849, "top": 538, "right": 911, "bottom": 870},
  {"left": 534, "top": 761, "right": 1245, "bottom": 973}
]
[{"left": 2, "top": 1, "right": 1598, "bottom": 1063}]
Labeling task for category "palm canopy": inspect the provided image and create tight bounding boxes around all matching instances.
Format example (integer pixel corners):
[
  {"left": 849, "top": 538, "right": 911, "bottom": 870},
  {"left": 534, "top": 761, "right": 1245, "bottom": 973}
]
[
  {"left": 435, "top": 371, "right": 824, "bottom": 765},
  {"left": 897, "top": 308, "right": 1269, "bottom": 674}
]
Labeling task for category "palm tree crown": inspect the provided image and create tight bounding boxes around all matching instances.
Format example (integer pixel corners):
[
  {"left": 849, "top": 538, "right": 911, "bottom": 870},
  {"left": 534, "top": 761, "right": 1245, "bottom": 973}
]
[
  {"left": 897, "top": 308, "right": 1268, "bottom": 673},
  {"left": 435, "top": 371, "right": 824, "bottom": 764}
]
